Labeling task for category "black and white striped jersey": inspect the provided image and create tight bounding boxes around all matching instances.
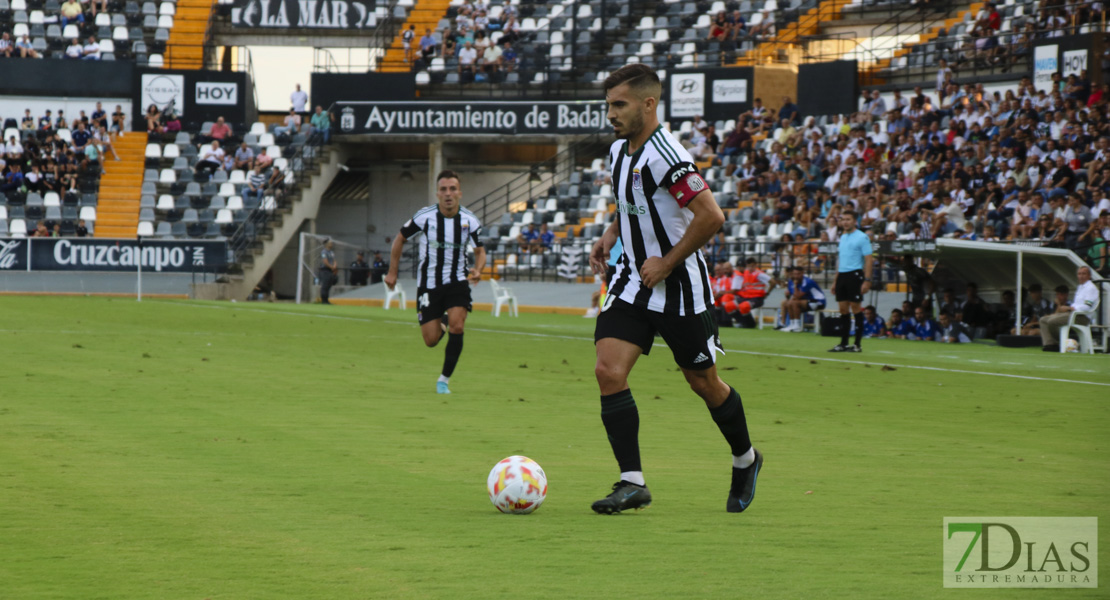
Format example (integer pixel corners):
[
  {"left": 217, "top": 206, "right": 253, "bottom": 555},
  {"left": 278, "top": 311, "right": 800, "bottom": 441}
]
[
  {"left": 399, "top": 206, "right": 484, "bottom": 289},
  {"left": 607, "top": 125, "right": 714, "bottom": 316}
]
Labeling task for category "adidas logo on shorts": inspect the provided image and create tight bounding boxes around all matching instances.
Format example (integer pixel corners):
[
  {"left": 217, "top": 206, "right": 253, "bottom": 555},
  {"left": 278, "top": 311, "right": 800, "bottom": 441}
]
[{"left": 693, "top": 352, "right": 710, "bottom": 363}]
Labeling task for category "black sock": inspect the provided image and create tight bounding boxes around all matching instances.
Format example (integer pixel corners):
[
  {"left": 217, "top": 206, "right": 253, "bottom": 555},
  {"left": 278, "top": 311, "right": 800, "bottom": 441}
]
[
  {"left": 854, "top": 312, "right": 864, "bottom": 346},
  {"left": 840, "top": 313, "right": 851, "bottom": 346},
  {"left": 441, "top": 332, "right": 463, "bottom": 378},
  {"left": 708, "top": 387, "right": 752, "bottom": 458},
  {"left": 600, "top": 389, "right": 641, "bottom": 474}
]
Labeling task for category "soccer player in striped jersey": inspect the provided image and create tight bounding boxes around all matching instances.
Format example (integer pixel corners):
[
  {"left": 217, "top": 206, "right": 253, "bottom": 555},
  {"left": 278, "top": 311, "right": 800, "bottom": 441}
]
[
  {"left": 587, "top": 64, "right": 762, "bottom": 515},
  {"left": 384, "top": 170, "right": 487, "bottom": 394}
]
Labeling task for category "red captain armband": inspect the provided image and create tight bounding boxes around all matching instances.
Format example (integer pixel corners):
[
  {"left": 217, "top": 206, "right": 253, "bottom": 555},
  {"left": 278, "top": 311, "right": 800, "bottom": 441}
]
[{"left": 665, "top": 164, "right": 708, "bottom": 208}]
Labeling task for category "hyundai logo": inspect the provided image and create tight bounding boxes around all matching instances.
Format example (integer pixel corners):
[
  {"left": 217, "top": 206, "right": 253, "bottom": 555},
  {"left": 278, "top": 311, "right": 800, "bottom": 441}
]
[{"left": 678, "top": 79, "right": 698, "bottom": 93}]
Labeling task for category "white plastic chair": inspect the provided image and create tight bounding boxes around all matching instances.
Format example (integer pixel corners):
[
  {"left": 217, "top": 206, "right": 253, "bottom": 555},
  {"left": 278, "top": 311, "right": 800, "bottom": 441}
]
[
  {"left": 383, "top": 281, "right": 407, "bottom": 309},
  {"left": 489, "top": 278, "right": 518, "bottom": 317},
  {"left": 1059, "top": 311, "right": 1095, "bottom": 354}
]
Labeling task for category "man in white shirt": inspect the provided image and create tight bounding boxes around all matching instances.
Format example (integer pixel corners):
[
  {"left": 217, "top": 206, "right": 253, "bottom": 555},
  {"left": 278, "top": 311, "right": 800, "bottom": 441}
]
[
  {"left": 194, "top": 140, "right": 225, "bottom": 176},
  {"left": 457, "top": 41, "right": 477, "bottom": 73},
  {"left": 290, "top": 84, "right": 308, "bottom": 113},
  {"left": 82, "top": 36, "right": 101, "bottom": 60},
  {"left": 64, "top": 38, "right": 83, "bottom": 59},
  {"left": 1038, "top": 266, "right": 1100, "bottom": 351}
]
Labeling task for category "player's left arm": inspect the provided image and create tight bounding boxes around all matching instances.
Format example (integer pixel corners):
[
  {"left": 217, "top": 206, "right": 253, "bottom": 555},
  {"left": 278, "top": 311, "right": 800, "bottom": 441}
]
[
  {"left": 861, "top": 249, "right": 874, "bottom": 293},
  {"left": 640, "top": 188, "right": 724, "bottom": 288}
]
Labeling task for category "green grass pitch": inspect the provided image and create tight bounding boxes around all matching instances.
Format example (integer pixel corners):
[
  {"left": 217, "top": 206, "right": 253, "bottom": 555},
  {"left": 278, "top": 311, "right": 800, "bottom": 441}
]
[{"left": 2, "top": 296, "right": 1107, "bottom": 599}]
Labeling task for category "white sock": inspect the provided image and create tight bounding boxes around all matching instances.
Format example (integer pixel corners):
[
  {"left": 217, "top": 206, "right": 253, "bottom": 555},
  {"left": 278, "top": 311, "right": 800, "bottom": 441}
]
[
  {"left": 620, "top": 471, "right": 645, "bottom": 486},
  {"left": 437, "top": 375, "right": 450, "bottom": 384},
  {"left": 733, "top": 447, "right": 756, "bottom": 469}
]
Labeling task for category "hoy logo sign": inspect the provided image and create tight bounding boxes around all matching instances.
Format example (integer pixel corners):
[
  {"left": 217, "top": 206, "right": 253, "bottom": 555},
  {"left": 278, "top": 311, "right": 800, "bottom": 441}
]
[
  {"left": 943, "top": 517, "right": 1097, "bottom": 588},
  {"left": 195, "top": 82, "right": 238, "bottom": 105}
]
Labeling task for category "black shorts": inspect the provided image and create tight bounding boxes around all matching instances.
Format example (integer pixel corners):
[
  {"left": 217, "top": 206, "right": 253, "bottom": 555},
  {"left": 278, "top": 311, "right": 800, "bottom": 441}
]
[
  {"left": 834, "top": 269, "right": 865, "bottom": 303},
  {"left": 595, "top": 297, "right": 723, "bottom": 370},
  {"left": 416, "top": 281, "right": 472, "bottom": 325}
]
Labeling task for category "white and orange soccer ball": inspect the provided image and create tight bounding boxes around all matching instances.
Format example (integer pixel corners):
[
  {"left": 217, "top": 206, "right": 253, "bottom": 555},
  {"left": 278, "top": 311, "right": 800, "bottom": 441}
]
[{"left": 487, "top": 455, "right": 547, "bottom": 514}]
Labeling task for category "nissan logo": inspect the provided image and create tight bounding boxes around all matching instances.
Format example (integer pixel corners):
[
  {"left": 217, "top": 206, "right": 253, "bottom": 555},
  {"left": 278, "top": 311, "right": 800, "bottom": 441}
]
[{"left": 678, "top": 79, "right": 698, "bottom": 93}]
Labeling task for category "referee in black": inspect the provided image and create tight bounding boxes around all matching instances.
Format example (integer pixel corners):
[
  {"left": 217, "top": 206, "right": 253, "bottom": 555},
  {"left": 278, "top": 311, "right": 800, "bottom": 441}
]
[{"left": 829, "top": 210, "right": 874, "bottom": 352}]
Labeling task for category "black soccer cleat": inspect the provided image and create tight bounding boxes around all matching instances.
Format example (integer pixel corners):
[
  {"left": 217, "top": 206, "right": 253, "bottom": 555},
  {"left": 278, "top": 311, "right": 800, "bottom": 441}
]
[
  {"left": 828, "top": 344, "right": 861, "bottom": 353},
  {"left": 727, "top": 448, "right": 763, "bottom": 513},
  {"left": 591, "top": 480, "right": 652, "bottom": 514}
]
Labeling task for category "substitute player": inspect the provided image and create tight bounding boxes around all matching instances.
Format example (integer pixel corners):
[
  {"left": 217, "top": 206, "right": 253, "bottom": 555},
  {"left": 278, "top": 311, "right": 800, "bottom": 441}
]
[
  {"left": 587, "top": 64, "right": 762, "bottom": 514},
  {"left": 828, "top": 210, "right": 873, "bottom": 352},
  {"left": 778, "top": 266, "right": 826, "bottom": 332},
  {"left": 384, "top": 170, "right": 487, "bottom": 394}
]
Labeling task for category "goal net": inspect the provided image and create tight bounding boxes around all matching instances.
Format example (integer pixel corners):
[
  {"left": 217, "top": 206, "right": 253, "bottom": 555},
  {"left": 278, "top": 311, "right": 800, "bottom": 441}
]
[{"left": 295, "top": 232, "right": 371, "bottom": 304}]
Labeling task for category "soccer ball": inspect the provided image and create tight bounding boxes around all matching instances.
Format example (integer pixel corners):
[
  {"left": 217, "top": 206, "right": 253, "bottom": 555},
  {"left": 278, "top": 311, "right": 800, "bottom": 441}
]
[
  {"left": 1065, "top": 339, "right": 1079, "bottom": 353},
  {"left": 487, "top": 455, "right": 547, "bottom": 514}
]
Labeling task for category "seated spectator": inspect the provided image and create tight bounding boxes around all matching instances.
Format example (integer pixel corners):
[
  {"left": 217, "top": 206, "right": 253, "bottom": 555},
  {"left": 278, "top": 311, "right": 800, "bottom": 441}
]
[
  {"left": 309, "top": 105, "right": 332, "bottom": 144},
  {"left": 861, "top": 305, "right": 885, "bottom": 338},
  {"left": 500, "top": 41, "right": 517, "bottom": 71},
  {"left": 233, "top": 142, "right": 254, "bottom": 170},
  {"left": 13, "top": 34, "right": 37, "bottom": 58},
  {"left": 935, "top": 310, "right": 972, "bottom": 343},
  {"left": 31, "top": 220, "right": 50, "bottom": 237},
  {"left": 1018, "top": 283, "right": 1053, "bottom": 334},
  {"left": 778, "top": 266, "right": 826, "bottom": 332},
  {"left": 82, "top": 36, "right": 101, "bottom": 60},
  {"left": 194, "top": 140, "right": 224, "bottom": 177},
  {"left": 39, "top": 109, "right": 54, "bottom": 131},
  {"left": 273, "top": 109, "right": 301, "bottom": 138},
  {"left": 420, "top": 28, "right": 438, "bottom": 61},
  {"left": 1038, "top": 266, "right": 1100, "bottom": 351},
  {"left": 82, "top": 140, "right": 101, "bottom": 173},
  {"left": 91, "top": 102, "right": 108, "bottom": 130},
  {"left": 220, "top": 151, "right": 235, "bottom": 172},
  {"left": 960, "top": 282, "right": 992, "bottom": 334},
  {"left": 1, "top": 164, "right": 24, "bottom": 192},
  {"left": 708, "top": 11, "right": 729, "bottom": 40},
  {"left": 907, "top": 305, "right": 937, "bottom": 341},
  {"left": 517, "top": 222, "right": 539, "bottom": 253},
  {"left": 163, "top": 111, "right": 181, "bottom": 133},
  {"left": 5, "top": 135, "right": 23, "bottom": 160},
  {"left": 441, "top": 28, "right": 457, "bottom": 58},
  {"left": 64, "top": 38, "right": 84, "bottom": 59},
  {"left": 533, "top": 223, "right": 554, "bottom": 253},
  {"left": 70, "top": 122, "right": 91, "bottom": 154},
  {"left": 481, "top": 41, "right": 502, "bottom": 76},
  {"left": 0, "top": 33, "right": 13, "bottom": 58},
  {"left": 60, "top": 0, "right": 84, "bottom": 27},
  {"left": 208, "top": 116, "right": 232, "bottom": 144},
  {"left": 458, "top": 41, "right": 478, "bottom": 74},
  {"left": 243, "top": 165, "right": 266, "bottom": 204},
  {"left": 94, "top": 125, "right": 120, "bottom": 161},
  {"left": 111, "top": 104, "right": 126, "bottom": 133},
  {"left": 266, "top": 166, "right": 286, "bottom": 202},
  {"left": 75, "top": 219, "right": 89, "bottom": 237},
  {"left": 144, "top": 104, "right": 162, "bottom": 133},
  {"left": 254, "top": 146, "right": 273, "bottom": 169}
]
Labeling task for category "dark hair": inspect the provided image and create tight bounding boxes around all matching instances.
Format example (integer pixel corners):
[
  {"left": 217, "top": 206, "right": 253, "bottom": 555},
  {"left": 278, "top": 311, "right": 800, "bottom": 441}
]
[
  {"left": 892, "top": 308, "right": 903, "bottom": 316},
  {"left": 1029, "top": 283, "right": 1042, "bottom": 292},
  {"left": 939, "top": 310, "right": 952, "bottom": 318},
  {"left": 1055, "top": 285, "right": 1068, "bottom": 294},
  {"left": 436, "top": 169, "right": 460, "bottom": 184},
  {"left": 842, "top": 209, "right": 857, "bottom": 219},
  {"left": 603, "top": 64, "right": 660, "bottom": 98},
  {"left": 745, "top": 257, "right": 758, "bottom": 265}
]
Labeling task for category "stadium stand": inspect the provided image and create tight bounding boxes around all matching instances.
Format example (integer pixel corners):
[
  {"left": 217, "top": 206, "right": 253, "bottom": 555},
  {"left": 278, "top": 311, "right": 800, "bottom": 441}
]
[
  {"left": 0, "top": 0, "right": 212, "bottom": 65},
  {"left": 139, "top": 119, "right": 326, "bottom": 251}
]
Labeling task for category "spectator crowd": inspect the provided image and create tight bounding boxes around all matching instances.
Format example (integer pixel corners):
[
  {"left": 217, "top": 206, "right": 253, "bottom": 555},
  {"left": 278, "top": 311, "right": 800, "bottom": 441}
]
[{"left": 0, "top": 102, "right": 122, "bottom": 237}]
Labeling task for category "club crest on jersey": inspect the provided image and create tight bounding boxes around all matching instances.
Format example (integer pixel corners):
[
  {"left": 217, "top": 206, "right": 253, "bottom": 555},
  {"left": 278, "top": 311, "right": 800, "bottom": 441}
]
[{"left": 631, "top": 169, "right": 643, "bottom": 190}]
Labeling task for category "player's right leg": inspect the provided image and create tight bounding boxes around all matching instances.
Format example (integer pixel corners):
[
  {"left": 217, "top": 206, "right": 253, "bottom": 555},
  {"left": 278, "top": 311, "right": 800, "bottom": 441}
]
[{"left": 591, "top": 300, "right": 654, "bottom": 514}]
